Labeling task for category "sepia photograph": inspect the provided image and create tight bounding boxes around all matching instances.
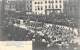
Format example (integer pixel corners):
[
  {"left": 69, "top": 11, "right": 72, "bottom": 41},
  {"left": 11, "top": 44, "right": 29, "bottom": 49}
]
[{"left": 0, "top": 0, "right": 80, "bottom": 50}]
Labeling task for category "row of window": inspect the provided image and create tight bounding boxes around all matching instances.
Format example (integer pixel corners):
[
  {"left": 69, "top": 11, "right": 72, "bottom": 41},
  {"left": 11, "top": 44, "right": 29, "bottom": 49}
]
[
  {"left": 35, "top": 2, "right": 43, "bottom": 4},
  {"left": 26, "top": 8, "right": 32, "bottom": 11},
  {"left": 45, "top": 5, "right": 62, "bottom": 9},
  {"left": 26, "top": 1, "right": 32, "bottom": 3},
  {"left": 5, "top": 5, "right": 32, "bottom": 11},
  {"left": 35, "top": 12, "right": 44, "bottom": 14},
  {"left": 34, "top": 5, "right": 62, "bottom": 11},
  {"left": 5, "top": 5, "right": 15, "bottom": 10},
  {"left": 26, "top": 5, "right": 32, "bottom": 7},
  {"left": 35, "top": 0, "right": 62, "bottom": 4},
  {"left": 45, "top": 0, "right": 62, "bottom": 3},
  {"left": 35, "top": 6, "right": 43, "bottom": 11}
]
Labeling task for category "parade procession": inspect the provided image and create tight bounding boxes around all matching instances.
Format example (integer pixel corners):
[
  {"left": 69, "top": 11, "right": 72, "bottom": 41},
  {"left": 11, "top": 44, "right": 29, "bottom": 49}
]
[{"left": 0, "top": 0, "right": 80, "bottom": 50}]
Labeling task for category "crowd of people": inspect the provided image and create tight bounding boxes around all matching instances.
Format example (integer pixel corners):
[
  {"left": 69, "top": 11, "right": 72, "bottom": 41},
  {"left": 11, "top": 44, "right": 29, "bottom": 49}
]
[
  {"left": 32, "top": 24, "right": 78, "bottom": 47},
  {"left": 6, "top": 19, "right": 78, "bottom": 47}
]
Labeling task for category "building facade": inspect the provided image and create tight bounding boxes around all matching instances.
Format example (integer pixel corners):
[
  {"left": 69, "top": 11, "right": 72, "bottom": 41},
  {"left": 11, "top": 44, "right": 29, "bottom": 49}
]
[
  {"left": 32, "top": 0, "right": 63, "bottom": 15},
  {"left": 3, "top": 0, "right": 16, "bottom": 16},
  {"left": 5, "top": 0, "right": 28, "bottom": 12},
  {"left": 26, "top": 0, "right": 32, "bottom": 12},
  {"left": 63, "top": 0, "right": 80, "bottom": 23},
  {"left": 6, "top": 0, "right": 32, "bottom": 14},
  {"left": 5, "top": 0, "right": 16, "bottom": 11}
]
